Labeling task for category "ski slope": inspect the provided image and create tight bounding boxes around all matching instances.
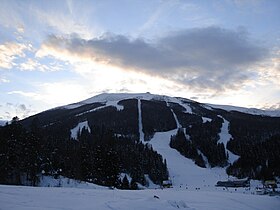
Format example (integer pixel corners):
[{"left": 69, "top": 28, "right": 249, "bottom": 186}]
[
  {"left": 138, "top": 99, "right": 145, "bottom": 142},
  {"left": 218, "top": 117, "right": 240, "bottom": 164},
  {"left": 150, "top": 130, "right": 229, "bottom": 189}
]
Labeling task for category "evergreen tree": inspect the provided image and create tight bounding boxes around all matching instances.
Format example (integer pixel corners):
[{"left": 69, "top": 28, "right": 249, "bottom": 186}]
[{"left": 121, "top": 175, "right": 130, "bottom": 189}]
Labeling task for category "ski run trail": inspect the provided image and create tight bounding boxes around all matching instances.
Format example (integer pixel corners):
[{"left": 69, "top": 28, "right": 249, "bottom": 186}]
[{"left": 150, "top": 130, "right": 228, "bottom": 189}]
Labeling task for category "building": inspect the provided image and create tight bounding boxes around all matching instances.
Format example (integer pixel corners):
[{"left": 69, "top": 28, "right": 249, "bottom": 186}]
[
  {"left": 162, "top": 180, "right": 172, "bottom": 188},
  {"left": 216, "top": 179, "right": 250, "bottom": 188}
]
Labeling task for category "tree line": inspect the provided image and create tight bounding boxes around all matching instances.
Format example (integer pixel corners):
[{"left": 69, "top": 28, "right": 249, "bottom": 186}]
[{"left": 0, "top": 117, "right": 168, "bottom": 189}]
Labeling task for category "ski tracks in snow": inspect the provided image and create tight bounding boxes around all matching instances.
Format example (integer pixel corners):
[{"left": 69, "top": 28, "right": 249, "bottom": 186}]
[{"left": 138, "top": 99, "right": 145, "bottom": 143}]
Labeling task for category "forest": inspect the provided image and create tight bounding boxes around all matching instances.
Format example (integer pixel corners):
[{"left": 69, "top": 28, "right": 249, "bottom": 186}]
[{"left": 0, "top": 117, "right": 168, "bottom": 189}]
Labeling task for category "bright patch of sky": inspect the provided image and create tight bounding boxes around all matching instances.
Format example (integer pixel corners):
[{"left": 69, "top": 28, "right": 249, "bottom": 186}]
[{"left": 0, "top": 0, "right": 279, "bottom": 120}]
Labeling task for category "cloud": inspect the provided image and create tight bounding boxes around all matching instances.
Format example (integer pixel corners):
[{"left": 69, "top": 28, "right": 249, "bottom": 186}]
[
  {"left": 37, "top": 27, "right": 268, "bottom": 93},
  {"left": 34, "top": 7, "right": 97, "bottom": 40},
  {"left": 0, "top": 42, "right": 64, "bottom": 72},
  {"left": 0, "top": 102, "right": 33, "bottom": 120},
  {"left": 19, "top": 58, "right": 63, "bottom": 72},
  {"left": 18, "top": 104, "right": 27, "bottom": 111},
  {"left": 0, "top": 42, "right": 32, "bottom": 69},
  {"left": 256, "top": 50, "right": 280, "bottom": 85},
  {"left": 20, "top": 58, "right": 44, "bottom": 71},
  {"left": 8, "top": 82, "right": 89, "bottom": 106},
  {"left": 17, "top": 25, "right": 24, "bottom": 33},
  {"left": 0, "top": 76, "right": 9, "bottom": 83}
]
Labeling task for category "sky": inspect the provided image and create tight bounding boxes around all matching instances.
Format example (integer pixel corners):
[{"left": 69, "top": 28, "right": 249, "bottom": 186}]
[{"left": 0, "top": 0, "right": 280, "bottom": 120}]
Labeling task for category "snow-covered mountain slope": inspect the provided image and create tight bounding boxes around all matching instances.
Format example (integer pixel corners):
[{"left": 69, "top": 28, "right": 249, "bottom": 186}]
[
  {"left": 150, "top": 130, "right": 228, "bottom": 188},
  {"left": 0, "top": 120, "right": 7, "bottom": 126},
  {"left": 63, "top": 92, "right": 193, "bottom": 113},
  {"left": 207, "top": 103, "right": 280, "bottom": 117},
  {"left": 63, "top": 92, "right": 161, "bottom": 109},
  {"left": 20, "top": 92, "right": 280, "bottom": 185},
  {"left": 62, "top": 92, "right": 279, "bottom": 117}
]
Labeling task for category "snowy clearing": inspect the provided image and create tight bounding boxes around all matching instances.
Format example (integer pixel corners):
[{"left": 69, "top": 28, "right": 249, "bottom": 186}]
[
  {"left": 202, "top": 117, "right": 212, "bottom": 123},
  {"left": 70, "top": 121, "right": 91, "bottom": 140},
  {"left": 0, "top": 185, "right": 279, "bottom": 210}
]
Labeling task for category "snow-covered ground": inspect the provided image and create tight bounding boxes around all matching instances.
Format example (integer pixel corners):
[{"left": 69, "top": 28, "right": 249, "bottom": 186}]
[
  {"left": 62, "top": 93, "right": 194, "bottom": 114},
  {"left": 202, "top": 117, "right": 212, "bottom": 123},
  {"left": 138, "top": 99, "right": 145, "bottom": 143},
  {"left": 150, "top": 130, "right": 229, "bottom": 188},
  {"left": 0, "top": 120, "right": 8, "bottom": 126},
  {"left": 60, "top": 92, "right": 280, "bottom": 117},
  {"left": 217, "top": 116, "right": 240, "bottom": 164},
  {"left": 70, "top": 121, "right": 91, "bottom": 140},
  {"left": 1, "top": 129, "right": 279, "bottom": 210},
  {"left": 1, "top": 184, "right": 279, "bottom": 210},
  {"left": 63, "top": 92, "right": 160, "bottom": 109},
  {"left": 38, "top": 175, "right": 106, "bottom": 189},
  {"left": 207, "top": 103, "right": 280, "bottom": 117}
]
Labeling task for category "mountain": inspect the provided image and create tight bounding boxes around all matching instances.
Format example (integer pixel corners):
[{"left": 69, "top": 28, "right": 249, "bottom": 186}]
[
  {"left": 0, "top": 120, "right": 8, "bottom": 126},
  {"left": 1, "top": 93, "right": 280, "bottom": 188}
]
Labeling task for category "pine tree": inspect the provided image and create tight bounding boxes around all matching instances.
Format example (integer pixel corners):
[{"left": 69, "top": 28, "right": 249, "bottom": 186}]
[
  {"left": 130, "top": 178, "right": 138, "bottom": 190},
  {"left": 121, "top": 175, "right": 130, "bottom": 189}
]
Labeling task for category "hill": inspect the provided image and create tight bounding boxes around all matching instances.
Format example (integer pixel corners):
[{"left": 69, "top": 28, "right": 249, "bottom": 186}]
[{"left": 0, "top": 93, "right": 280, "bottom": 188}]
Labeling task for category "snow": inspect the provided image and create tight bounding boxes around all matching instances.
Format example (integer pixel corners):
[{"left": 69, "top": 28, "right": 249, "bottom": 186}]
[
  {"left": 1, "top": 184, "right": 279, "bottom": 210},
  {"left": 70, "top": 121, "right": 91, "bottom": 140},
  {"left": 167, "top": 102, "right": 181, "bottom": 128},
  {"left": 0, "top": 120, "right": 8, "bottom": 126},
  {"left": 144, "top": 174, "right": 161, "bottom": 189},
  {"left": 59, "top": 93, "right": 280, "bottom": 118},
  {"left": 75, "top": 104, "right": 107, "bottom": 116},
  {"left": 174, "top": 99, "right": 193, "bottom": 114},
  {"left": 39, "top": 175, "right": 107, "bottom": 189},
  {"left": 162, "top": 96, "right": 193, "bottom": 114},
  {"left": 119, "top": 173, "right": 133, "bottom": 183},
  {"left": 183, "top": 128, "right": 190, "bottom": 141},
  {"left": 138, "top": 99, "right": 145, "bottom": 143},
  {"left": 202, "top": 117, "right": 212, "bottom": 123},
  {"left": 149, "top": 130, "right": 229, "bottom": 188},
  {"left": 197, "top": 149, "right": 210, "bottom": 168},
  {"left": 63, "top": 93, "right": 159, "bottom": 110},
  {"left": 207, "top": 104, "right": 280, "bottom": 117},
  {"left": 217, "top": 116, "right": 240, "bottom": 164},
  {"left": 62, "top": 93, "right": 194, "bottom": 115}
]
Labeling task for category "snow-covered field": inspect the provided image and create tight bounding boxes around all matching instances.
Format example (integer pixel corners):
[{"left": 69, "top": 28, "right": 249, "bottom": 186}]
[
  {"left": 1, "top": 184, "right": 279, "bottom": 210},
  {"left": 1, "top": 130, "right": 279, "bottom": 210}
]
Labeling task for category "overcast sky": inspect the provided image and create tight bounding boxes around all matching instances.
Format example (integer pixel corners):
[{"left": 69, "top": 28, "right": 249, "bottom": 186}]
[{"left": 0, "top": 0, "right": 280, "bottom": 120}]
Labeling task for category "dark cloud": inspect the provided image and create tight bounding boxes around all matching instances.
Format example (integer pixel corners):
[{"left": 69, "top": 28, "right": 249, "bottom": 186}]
[
  {"left": 18, "top": 104, "right": 27, "bottom": 111},
  {"left": 42, "top": 27, "right": 268, "bottom": 92}
]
